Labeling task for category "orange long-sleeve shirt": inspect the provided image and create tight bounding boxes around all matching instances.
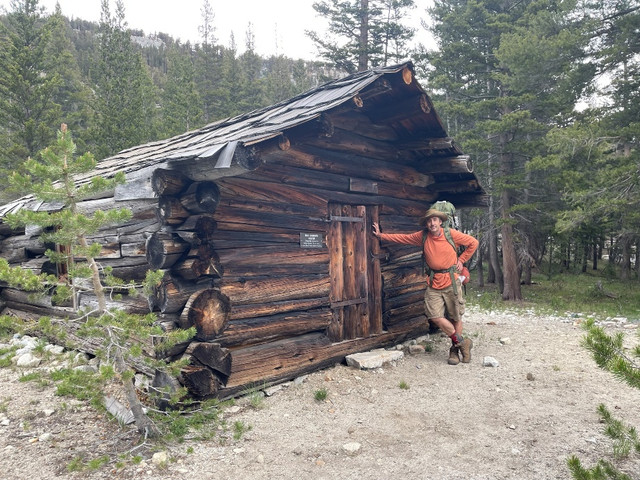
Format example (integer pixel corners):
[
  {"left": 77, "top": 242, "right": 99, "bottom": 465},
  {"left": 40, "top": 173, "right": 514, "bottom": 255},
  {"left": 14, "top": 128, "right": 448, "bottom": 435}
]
[{"left": 380, "top": 228, "right": 478, "bottom": 289}]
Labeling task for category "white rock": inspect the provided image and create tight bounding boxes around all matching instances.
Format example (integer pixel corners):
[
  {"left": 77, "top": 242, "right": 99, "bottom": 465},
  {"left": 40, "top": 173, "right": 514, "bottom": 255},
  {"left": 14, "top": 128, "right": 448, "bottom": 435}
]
[
  {"left": 264, "top": 385, "right": 283, "bottom": 396},
  {"left": 38, "top": 432, "right": 53, "bottom": 442},
  {"left": 345, "top": 349, "right": 404, "bottom": 369},
  {"left": 343, "top": 442, "right": 362, "bottom": 454},
  {"left": 16, "top": 353, "right": 41, "bottom": 368},
  {"left": 499, "top": 337, "right": 511, "bottom": 345},
  {"left": 151, "top": 451, "right": 168, "bottom": 465},
  {"left": 483, "top": 356, "right": 500, "bottom": 367},
  {"left": 42, "top": 409, "right": 55, "bottom": 417},
  {"left": 44, "top": 345, "right": 64, "bottom": 355}
]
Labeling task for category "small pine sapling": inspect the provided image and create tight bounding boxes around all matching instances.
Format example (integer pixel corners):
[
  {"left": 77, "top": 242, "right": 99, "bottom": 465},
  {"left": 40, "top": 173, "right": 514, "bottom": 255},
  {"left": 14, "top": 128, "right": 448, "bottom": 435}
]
[{"left": 0, "top": 125, "right": 195, "bottom": 438}]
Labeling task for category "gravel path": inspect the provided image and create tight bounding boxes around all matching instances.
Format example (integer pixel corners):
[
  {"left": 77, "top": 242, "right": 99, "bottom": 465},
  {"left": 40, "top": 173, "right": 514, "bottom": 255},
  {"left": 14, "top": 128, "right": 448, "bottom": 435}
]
[{"left": 1, "top": 308, "right": 638, "bottom": 479}]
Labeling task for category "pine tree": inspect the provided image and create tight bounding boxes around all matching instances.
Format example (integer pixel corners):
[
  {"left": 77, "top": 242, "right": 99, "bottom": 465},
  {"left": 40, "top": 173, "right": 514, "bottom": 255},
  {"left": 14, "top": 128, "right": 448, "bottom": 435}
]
[
  {"left": 0, "top": 125, "right": 194, "bottom": 437},
  {"left": 160, "top": 44, "right": 204, "bottom": 137},
  {"left": 92, "top": 0, "right": 158, "bottom": 159},
  {"left": 420, "top": 0, "right": 592, "bottom": 300},
  {"left": 44, "top": 4, "right": 94, "bottom": 153},
  {"left": 0, "top": 0, "right": 61, "bottom": 183},
  {"left": 307, "top": 0, "right": 415, "bottom": 73}
]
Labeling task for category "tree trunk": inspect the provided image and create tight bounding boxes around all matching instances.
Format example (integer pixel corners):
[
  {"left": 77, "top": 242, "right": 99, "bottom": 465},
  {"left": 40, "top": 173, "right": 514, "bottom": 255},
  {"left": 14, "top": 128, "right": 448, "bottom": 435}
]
[
  {"left": 500, "top": 197, "right": 521, "bottom": 300},
  {"left": 499, "top": 146, "right": 522, "bottom": 301},
  {"left": 114, "top": 348, "right": 160, "bottom": 438},
  {"left": 358, "top": 0, "right": 369, "bottom": 71}
]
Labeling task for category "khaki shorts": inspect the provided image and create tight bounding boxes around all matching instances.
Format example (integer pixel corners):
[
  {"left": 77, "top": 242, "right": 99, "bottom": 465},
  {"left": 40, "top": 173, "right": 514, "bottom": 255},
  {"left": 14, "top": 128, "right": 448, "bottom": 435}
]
[{"left": 424, "top": 279, "right": 465, "bottom": 321}]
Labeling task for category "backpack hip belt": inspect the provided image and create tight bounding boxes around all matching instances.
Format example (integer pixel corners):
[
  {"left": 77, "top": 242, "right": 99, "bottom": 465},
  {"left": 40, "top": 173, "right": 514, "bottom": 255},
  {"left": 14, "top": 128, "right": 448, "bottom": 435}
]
[{"left": 428, "top": 266, "right": 458, "bottom": 296}]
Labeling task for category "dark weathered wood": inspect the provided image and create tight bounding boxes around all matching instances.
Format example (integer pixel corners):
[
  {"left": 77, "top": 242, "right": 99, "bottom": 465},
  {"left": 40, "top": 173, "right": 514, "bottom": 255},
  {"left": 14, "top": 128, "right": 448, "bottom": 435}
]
[
  {"left": 186, "top": 342, "right": 232, "bottom": 380},
  {"left": 146, "top": 231, "right": 190, "bottom": 269},
  {"left": 150, "top": 369, "right": 183, "bottom": 410},
  {"left": 179, "top": 289, "right": 230, "bottom": 341},
  {"left": 214, "top": 325, "right": 430, "bottom": 399},
  {"left": 398, "top": 137, "right": 456, "bottom": 153},
  {"left": 366, "top": 206, "right": 383, "bottom": 335},
  {"left": 116, "top": 218, "right": 162, "bottom": 236},
  {"left": 219, "top": 275, "right": 330, "bottom": 305},
  {"left": 229, "top": 297, "right": 327, "bottom": 320},
  {"left": 172, "top": 251, "right": 223, "bottom": 280},
  {"left": 216, "top": 245, "right": 328, "bottom": 269},
  {"left": 154, "top": 339, "right": 191, "bottom": 360},
  {"left": 152, "top": 168, "right": 191, "bottom": 196},
  {"left": 418, "top": 155, "right": 473, "bottom": 174},
  {"left": 383, "top": 289, "right": 425, "bottom": 310},
  {"left": 204, "top": 230, "right": 299, "bottom": 248},
  {"left": 171, "top": 242, "right": 222, "bottom": 280},
  {"left": 264, "top": 144, "right": 433, "bottom": 188},
  {"left": 173, "top": 145, "right": 261, "bottom": 182},
  {"left": 174, "top": 214, "right": 217, "bottom": 241},
  {"left": 367, "top": 93, "right": 433, "bottom": 124},
  {"left": 157, "top": 196, "right": 190, "bottom": 226},
  {"left": 322, "top": 111, "right": 398, "bottom": 141},
  {"left": 213, "top": 206, "right": 328, "bottom": 233},
  {"left": 382, "top": 266, "right": 425, "bottom": 290},
  {"left": 217, "top": 177, "right": 328, "bottom": 209},
  {"left": 327, "top": 204, "right": 345, "bottom": 342},
  {"left": 217, "top": 309, "right": 332, "bottom": 347},
  {"left": 179, "top": 365, "right": 220, "bottom": 397},
  {"left": 180, "top": 182, "right": 220, "bottom": 214},
  {"left": 151, "top": 272, "right": 213, "bottom": 314},
  {"left": 383, "top": 291, "right": 425, "bottom": 326}
]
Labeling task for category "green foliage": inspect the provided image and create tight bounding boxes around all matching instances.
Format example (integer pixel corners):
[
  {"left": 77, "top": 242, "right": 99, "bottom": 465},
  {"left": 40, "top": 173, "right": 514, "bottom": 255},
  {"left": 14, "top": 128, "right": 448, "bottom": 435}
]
[
  {"left": 567, "top": 455, "right": 632, "bottom": 480},
  {"left": 50, "top": 368, "right": 105, "bottom": 404},
  {"left": 307, "top": 0, "right": 416, "bottom": 73},
  {"left": 314, "top": 387, "right": 328, "bottom": 401},
  {"left": 582, "top": 321, "right": 640, "bottom": 391},
  {"left": 566, "top": 404, "right": 639, "bottom": 479},
  {"left": 597, "top": 404, "right": 640, "bottom": 459},
  {"left": 233, "top": 420, "right": 252, "bottom": 440},
  {"left": 467, "top": 271, "right": 640, "bottom": 320},
  {"left": 398, "top": 380, "right": 409, "bottom": 390},
  {"left": 148, "top": 397, "right": 224, "bottom": 442}
]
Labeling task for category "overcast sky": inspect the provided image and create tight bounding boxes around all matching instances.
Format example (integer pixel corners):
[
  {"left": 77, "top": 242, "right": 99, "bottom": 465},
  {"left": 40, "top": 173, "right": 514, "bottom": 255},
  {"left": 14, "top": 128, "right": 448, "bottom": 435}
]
[
  {"left": 0, "top": 0, "right": 431, "bottom": 60},
  {"left": 0, "top": 0, "right": 325, "bottom": 59}
]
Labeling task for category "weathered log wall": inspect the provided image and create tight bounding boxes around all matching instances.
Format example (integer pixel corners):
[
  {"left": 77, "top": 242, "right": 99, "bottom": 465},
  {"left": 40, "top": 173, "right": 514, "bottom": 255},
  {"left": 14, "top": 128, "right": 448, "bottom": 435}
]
[{"left": 0, "top": 123, "right": 434, "bottom": 400}]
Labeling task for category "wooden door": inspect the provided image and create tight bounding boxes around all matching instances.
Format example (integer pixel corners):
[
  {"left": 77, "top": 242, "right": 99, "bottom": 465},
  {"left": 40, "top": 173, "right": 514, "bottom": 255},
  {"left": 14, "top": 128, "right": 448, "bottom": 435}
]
[{"left": 327, "top": 203, "right": 382, "bottom": 342}]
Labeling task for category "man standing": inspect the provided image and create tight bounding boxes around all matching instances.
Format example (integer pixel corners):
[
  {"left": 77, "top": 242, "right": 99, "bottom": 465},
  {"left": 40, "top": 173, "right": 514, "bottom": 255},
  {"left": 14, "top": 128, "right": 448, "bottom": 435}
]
[{"left": 372, "top": 208, "right": 479, "bottom": 365}]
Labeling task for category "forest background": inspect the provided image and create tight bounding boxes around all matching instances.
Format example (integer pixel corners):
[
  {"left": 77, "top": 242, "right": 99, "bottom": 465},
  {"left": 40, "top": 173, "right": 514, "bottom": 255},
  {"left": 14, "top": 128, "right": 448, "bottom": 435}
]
[{"left": 1, "top": 0, "right": 639, "bottom": 302}]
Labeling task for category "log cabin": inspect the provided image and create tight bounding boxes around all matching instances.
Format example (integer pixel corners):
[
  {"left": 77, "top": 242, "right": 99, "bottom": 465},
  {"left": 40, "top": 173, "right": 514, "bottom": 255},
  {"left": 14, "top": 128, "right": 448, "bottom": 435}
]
[{"left": 0, "top": 62, "right": 487, "bottom": 400}]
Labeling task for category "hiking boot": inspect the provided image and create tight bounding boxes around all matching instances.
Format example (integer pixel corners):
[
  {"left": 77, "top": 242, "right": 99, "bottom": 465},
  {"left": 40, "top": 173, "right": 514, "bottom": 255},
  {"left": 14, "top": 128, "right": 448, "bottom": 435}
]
[
  {"left": 459, "top": 338, "right": 473, "bottom": 363},
  {"left": 447, "top": 345, "right": 460, "bottom": 365}
]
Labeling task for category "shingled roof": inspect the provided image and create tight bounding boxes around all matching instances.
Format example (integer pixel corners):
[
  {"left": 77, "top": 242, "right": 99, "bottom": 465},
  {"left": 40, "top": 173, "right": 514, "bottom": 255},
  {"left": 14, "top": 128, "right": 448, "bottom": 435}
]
[{"left": 0, "top": 61, "right": 483, "bottom": 218}]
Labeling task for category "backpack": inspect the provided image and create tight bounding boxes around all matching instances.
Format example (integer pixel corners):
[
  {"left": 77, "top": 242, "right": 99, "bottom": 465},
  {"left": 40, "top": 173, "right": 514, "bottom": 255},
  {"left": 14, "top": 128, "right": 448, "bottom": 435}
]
[{"left": 421, "top": 201, "right": 469, "bottom": 294}]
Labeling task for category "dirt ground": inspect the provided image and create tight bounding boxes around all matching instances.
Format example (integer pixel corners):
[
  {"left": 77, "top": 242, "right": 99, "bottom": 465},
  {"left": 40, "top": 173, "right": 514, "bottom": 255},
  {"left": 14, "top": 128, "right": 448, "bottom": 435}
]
[{"left": 1, "top": 306, "right": 639, "bottom": 480}]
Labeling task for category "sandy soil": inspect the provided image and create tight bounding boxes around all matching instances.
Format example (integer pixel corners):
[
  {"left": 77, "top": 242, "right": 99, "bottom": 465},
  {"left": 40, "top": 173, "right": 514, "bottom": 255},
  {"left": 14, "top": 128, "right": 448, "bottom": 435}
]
[{"left": 1, "top": 307, "right": 639, "bottom": 480}]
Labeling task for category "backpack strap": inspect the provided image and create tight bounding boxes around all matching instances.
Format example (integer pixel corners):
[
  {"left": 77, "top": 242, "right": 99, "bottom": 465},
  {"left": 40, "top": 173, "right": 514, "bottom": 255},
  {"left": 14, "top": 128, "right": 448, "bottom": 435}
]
[{"left": 422, "top": 227, "right": 459, "bottom": 296}]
